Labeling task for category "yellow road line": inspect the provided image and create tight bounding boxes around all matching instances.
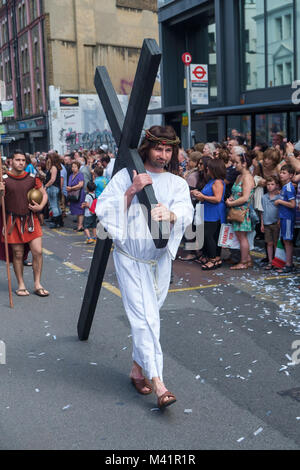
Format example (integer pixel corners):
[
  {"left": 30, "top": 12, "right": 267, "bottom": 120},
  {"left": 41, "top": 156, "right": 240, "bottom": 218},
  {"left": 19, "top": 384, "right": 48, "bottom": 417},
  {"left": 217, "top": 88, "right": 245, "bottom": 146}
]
[
  {"left": 168, "top": 284, "right": 220, "bottom": 293},
  {"left": 51, "top": 229, "right": 83, "bottom": 237},
  {"left": 250, "top": 251, "right": 265, "bottom": 259},
  {"left": 264, "top": 273, "right": 300, "bottom": 281},
  {"left": 102, "top": 282, "right": 122, "bottom": 298},
  {"left": 63, "top": 262, "right": 86, "bottom": 273},
  {"left": 42, "top": 248, "right": 54, "bottom": 255}
]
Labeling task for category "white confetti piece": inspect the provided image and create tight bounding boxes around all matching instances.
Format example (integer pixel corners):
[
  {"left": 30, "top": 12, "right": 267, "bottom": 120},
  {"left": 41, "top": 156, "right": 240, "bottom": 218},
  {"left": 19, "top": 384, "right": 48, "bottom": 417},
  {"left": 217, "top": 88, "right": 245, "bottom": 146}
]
[
  {"left": 184, "top": 409, "right": 192, "bottom": 414},
  {"left": 253, "top": 427, "right": 263, "bottom": 436},
  {"left": 35, "top": 388, "right": 40, "bottom": 393},
  {"left": 237, "top": 437, "right": 245, "bottom": 443},
  {"left": 62, "top": 404, "right": 71, "bottom": 410}
]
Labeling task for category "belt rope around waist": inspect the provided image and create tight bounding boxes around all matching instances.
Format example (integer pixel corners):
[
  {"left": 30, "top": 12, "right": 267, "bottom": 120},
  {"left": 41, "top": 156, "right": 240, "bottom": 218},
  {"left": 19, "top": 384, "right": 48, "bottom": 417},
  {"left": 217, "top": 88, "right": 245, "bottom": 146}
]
[{"left": 114, "top": 246, "right": 162, "bottom": 295}]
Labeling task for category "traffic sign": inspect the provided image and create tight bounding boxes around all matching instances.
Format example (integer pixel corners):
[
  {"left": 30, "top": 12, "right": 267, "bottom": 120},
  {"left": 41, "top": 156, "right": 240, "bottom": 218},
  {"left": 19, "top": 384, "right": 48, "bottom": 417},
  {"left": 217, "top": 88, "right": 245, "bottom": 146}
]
[
  {"left": 182, "top": 52, "right": 192, "bottom": 66},
  {"left": 191, "top": 64, "right": 208, "bottom": 83},
  {"left": 190, "top": 64, "right": 209, "bottom": 105}
]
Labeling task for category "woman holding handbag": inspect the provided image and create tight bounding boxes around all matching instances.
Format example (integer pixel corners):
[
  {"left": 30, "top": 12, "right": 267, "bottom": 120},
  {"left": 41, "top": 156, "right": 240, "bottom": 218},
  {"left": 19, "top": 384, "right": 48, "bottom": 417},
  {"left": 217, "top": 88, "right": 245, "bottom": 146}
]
[
  {"left": 226, "top": 148, "right": 255, "bottom": 270},
  {"left": 67, "top": 161, "right": 85, "bottom": 231}
]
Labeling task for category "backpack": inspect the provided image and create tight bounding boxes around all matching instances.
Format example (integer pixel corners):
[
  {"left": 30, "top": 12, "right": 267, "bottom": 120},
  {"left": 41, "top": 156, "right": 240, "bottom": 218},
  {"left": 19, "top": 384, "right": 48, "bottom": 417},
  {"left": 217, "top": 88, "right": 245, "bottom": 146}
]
[{"left": 89, "top": 195, "right": 97, "bottom": 215}]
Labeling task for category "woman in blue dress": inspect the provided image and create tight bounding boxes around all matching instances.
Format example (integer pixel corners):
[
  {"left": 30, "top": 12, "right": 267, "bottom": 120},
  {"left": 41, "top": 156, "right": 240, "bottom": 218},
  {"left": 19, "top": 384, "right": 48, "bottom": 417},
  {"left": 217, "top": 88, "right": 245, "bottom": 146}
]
[{"left": 191, "top": 159, "right": 226, "bottom": 270}]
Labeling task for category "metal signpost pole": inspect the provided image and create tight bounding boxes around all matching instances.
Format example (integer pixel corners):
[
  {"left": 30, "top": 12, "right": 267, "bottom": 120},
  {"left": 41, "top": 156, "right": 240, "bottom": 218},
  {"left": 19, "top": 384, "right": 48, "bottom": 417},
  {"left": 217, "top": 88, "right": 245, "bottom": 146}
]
[
  {"left": 186, "top": 64, "right": 192, "bottom": 148},
  {"left": 182, "top": 52, "right": 192, "bottom": 148}
]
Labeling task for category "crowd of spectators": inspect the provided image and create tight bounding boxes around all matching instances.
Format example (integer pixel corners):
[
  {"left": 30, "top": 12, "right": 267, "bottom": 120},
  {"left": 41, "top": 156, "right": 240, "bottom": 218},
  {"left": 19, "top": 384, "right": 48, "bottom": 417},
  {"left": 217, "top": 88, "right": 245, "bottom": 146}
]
[
  {"left": 2, "top": 130, "right": 300, "bottom": 275},
  {"left": 179, "top": 133, "right": 300, "bottom": 274}
]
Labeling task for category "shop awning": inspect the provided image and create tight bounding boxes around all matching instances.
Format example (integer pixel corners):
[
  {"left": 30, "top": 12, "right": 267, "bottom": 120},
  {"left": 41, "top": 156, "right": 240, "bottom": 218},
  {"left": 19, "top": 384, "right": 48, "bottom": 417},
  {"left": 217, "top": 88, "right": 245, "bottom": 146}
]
[{"left": 147, "top": 99, "right": 300, "bottom": 116}]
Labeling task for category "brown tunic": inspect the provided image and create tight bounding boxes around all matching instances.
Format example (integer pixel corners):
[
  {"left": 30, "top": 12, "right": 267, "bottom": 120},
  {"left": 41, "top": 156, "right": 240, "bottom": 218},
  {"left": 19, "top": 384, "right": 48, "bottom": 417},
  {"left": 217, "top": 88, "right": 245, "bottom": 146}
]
[{"left": 1, "top": 171, "right": 43, "bottom": 244}]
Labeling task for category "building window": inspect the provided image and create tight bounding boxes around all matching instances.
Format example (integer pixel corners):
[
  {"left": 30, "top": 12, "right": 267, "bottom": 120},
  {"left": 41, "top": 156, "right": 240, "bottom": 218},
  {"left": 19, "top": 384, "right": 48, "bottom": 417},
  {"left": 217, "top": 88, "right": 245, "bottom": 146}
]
[
  {"left": 276, "top": 63, "right": 284, "bottom": 85},
  {"left": 3, "top": 21, "right": 8, "bottom": 44},
  {"left": 37, "top": 86, "right": 42, "bottom": 111},
  {"left": 240, "top": 0, "right": 265, "bottom": 90},
  {"left": 208, "top": 22, "right": 217, "bottom": 99},
  {"left": 241, "top": 0, "right": 295, "bottom": 90},
  {"left": 267, "top": 0, "right": 294, "bottom": 87},
  {"left": 30, "top": 0, "right": 38, "bottom": 20},
  {"left": 34, "top": 40, "right": 39, "bottom": 67},
  {"left": 275, "top": 17, "right": 283, "bottom": 41},
  {"left": 284, "top": 14, "right": 292, "bottom": 39},
  {"left": 24, "top": 90, "right": 31, "bottom": 116}
]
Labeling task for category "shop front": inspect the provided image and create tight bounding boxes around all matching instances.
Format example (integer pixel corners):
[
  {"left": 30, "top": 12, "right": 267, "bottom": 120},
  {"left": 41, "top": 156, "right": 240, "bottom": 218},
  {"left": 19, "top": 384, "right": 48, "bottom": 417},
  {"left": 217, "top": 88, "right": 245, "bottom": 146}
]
[{"left": 5, "top": 116, "right": 49, "bottom": 154}]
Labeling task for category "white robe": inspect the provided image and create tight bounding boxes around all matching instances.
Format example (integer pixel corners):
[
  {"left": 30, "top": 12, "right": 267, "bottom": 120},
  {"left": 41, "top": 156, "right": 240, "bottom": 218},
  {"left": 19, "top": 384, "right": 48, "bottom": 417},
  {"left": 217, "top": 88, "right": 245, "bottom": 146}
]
[{"left": 96, "top": 168, "right": 194, "bottom": 380}]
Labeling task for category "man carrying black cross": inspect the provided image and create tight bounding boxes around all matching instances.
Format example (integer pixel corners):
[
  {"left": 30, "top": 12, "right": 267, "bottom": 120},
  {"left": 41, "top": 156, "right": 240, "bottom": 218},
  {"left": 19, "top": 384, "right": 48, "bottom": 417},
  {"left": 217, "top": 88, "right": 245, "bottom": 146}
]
[{"left": 96, "top": 125, "right": 194, "bottom": 409}]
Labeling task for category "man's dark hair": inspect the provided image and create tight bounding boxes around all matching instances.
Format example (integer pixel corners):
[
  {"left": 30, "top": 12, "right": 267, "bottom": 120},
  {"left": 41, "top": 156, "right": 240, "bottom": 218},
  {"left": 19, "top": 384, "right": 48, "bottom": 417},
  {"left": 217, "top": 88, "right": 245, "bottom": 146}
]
[
  {"left": 101, "top": 156, "right": 110, "bottom": 165},
  {"left": 13, "top": 149, "right": 26, "bottom": 158}
]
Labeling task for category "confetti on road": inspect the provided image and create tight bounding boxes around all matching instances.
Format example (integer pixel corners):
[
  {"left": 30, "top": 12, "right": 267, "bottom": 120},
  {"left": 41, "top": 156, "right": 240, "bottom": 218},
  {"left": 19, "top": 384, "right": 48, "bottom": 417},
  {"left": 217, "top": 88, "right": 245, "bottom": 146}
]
[
  {"left": 62, "top": 404, "right": 71, "bottom": 410},
  {"left": 253, "top": 427, "right": 263, "bottom": 436}
]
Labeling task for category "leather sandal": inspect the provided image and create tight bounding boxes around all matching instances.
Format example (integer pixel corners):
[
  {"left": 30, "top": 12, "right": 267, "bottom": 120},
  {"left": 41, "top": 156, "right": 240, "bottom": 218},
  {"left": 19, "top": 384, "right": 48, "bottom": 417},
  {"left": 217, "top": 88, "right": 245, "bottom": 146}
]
[
  {"left": 34, "top": 288, "right": 50, "bottom": 297},
  {"left": 157, "top": 391, "right": 177, "bottom": 409},
  {"left": 131, "top": 377, "right": 153, "bottom": 395},
  {"left": 16, "top": 289, "right": 30, "bottom": 297}
]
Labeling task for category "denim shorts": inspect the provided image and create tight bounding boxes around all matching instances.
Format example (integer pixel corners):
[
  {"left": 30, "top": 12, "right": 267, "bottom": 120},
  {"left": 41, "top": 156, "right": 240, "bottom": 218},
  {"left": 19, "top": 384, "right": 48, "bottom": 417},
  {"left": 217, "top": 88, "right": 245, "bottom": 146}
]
[{"left": 83, "top": 215, "right": 97, "bottom": 229}]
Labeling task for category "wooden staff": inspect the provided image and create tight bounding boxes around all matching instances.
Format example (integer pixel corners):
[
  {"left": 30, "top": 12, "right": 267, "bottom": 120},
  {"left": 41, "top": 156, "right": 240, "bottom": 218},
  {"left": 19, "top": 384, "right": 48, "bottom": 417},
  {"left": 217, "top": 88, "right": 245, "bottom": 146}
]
[{"left": 0, "top": 154, "right": 14, "bottom": 308}]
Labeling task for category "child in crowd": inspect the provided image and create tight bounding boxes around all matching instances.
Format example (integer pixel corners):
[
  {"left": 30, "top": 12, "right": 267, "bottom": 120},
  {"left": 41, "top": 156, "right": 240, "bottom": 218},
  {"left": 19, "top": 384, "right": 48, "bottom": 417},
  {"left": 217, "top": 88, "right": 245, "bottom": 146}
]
[
  {"left": 260, "top": 176, "right": 281, "bottom": 270},
  {"left": 93, "top": 166, "right": 108, "bottom": 198},
  {"left": 274, "top": 165, "right": 297, "bottom": 273},
  {"left": 82, "top": 181, "right": 97, "bottom": 244}
]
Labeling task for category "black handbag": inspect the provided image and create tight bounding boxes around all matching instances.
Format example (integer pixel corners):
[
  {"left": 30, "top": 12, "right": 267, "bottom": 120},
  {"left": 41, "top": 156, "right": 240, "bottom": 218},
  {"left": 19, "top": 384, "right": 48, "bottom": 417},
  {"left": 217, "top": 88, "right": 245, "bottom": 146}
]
[{"left": 67, "top": 189, "right": 80, "bottom": 202}]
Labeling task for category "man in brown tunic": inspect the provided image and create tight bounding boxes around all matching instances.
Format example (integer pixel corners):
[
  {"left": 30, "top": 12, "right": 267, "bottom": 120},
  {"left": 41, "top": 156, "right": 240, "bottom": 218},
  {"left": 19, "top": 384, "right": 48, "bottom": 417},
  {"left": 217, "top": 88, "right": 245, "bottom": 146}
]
[{"left": 0, "top": 150, "right": 49, "bottom": 297}]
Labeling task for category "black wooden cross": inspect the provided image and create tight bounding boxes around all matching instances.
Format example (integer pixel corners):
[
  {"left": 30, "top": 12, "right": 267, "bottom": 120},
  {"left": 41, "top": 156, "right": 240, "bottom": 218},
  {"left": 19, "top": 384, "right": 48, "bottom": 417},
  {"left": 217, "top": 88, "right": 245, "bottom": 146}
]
[{"left": 77, "top": 39, "right": 169, "bottom": 341}]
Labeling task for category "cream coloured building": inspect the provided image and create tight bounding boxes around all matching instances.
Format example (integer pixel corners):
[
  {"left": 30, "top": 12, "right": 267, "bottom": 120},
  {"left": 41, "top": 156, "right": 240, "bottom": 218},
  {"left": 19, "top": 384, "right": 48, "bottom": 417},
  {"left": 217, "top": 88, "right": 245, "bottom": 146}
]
[{"left": 43, "top": 0, "right": 160, "bottom": 95}]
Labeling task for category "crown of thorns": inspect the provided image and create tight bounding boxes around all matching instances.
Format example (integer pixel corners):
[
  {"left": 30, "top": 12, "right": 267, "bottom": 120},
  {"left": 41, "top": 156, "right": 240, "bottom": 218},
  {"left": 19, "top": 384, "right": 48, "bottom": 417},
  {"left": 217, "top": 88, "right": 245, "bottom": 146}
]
[{"left": 144, "top": 129, "right": 180, "bottom": 146}]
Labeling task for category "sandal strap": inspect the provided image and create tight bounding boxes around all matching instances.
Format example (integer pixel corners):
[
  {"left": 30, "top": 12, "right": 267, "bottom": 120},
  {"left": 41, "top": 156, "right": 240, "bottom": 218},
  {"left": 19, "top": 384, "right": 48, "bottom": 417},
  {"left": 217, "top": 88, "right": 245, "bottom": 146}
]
[
  {"left": 131, "top": 377, "right": 153, "bottom": 394},
  {"left": 157, "top": 391, "right": 176, "bottom": 407}
]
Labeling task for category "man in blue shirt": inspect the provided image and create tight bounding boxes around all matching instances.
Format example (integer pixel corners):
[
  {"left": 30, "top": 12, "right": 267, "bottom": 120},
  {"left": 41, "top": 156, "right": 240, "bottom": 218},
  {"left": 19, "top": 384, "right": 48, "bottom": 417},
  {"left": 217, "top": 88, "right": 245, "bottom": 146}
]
[{"left": 274, "top": 164, "right": 296, "bottom": 272}]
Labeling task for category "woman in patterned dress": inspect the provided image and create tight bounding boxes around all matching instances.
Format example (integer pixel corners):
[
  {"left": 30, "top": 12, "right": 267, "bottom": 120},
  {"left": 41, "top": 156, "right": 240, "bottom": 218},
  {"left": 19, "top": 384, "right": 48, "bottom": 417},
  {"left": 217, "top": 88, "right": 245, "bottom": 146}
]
[{"left": 226, "top": 148, "right": 255, "bottom": 270}]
